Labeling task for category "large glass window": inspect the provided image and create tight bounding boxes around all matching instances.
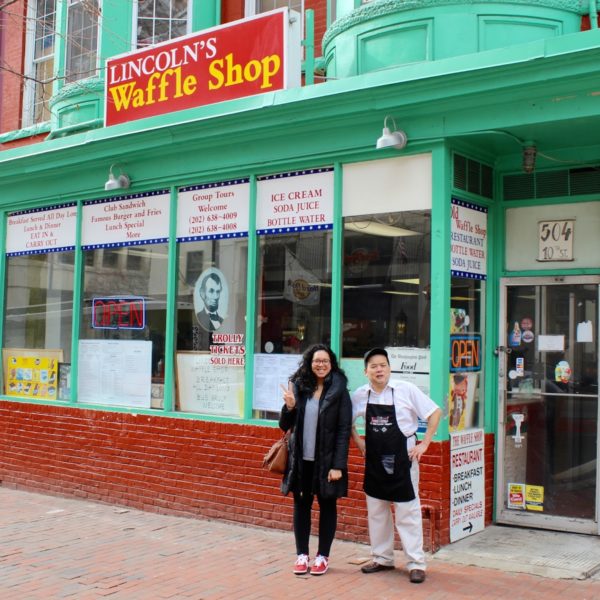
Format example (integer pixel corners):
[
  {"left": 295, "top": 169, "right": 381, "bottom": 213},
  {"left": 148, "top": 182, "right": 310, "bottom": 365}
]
[
  {"left": 65, "top": 0, "right": 99, "bottom": 83},
  {"left": 3, "top": 253, "right": 74, "bottom": 400},
  {"left": 175, "top": 239, "right": 248, "bottom": 416},
  {"left": 136, "top": 0, "right": 189, "bottom": 48},
  {"left": 253, "top": 231, "right": 332, "bottom": 418},
  {"left": 449, "top": 277, "right": 485, "bottom": 431},
  {"left": 24, "top": 0, "right": 56, "bottom": 125},
  {"left": 78, "top": 244, "right": 169, "bottom": 408}
]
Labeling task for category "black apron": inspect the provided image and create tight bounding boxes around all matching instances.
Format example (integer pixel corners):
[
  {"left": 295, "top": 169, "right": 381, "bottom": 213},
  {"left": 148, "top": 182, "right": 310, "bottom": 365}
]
[{"left": 364, "top": 390, "right": 416, "bottom": 502}]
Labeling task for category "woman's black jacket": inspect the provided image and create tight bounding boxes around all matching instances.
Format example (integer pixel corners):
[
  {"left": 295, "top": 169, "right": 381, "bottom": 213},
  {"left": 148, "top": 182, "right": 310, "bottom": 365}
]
[{"left": 278, "top": 370, "right": 352, "bottom": 499}]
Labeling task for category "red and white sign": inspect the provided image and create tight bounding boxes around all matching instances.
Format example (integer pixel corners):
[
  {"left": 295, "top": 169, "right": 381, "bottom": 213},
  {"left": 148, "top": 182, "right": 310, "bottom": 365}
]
[
  {"left": 450, "top": 428, "right": 485, "bottom": 542},
  {"left": 6, "top": 204, "right": 77, "bottom": 256},
  {"left": 451, "top": 198, "right": 487, "bottom": 280},
  {"left": 257, "top": 168, "right": 334, "bottom": 234},
  {"left": 82, "top": 191, "right": 170, "bottom": 249},
  {"left": 177, "top": 179, "right": 250, "bottom": 241},
  {"left": 105, "top": 9, "right": 300, "bottom": 127}
]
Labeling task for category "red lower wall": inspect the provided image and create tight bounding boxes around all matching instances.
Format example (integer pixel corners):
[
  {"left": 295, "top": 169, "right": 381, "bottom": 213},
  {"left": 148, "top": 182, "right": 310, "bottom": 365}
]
[{"left": 0, "top": 401, "right": 494, "bottom": 551}]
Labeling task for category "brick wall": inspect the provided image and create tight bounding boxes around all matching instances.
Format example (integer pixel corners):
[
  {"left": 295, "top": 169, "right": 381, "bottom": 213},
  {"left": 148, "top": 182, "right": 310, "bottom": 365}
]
[
  {"left": 0, "top": 401, "right": 495, "bottom": 551},
  {"left": 0, "top": 1, "right": 27, "bottom": 135}
]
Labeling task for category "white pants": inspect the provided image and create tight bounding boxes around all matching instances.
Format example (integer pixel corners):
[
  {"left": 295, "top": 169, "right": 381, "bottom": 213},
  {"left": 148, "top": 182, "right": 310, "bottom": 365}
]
[{"left": 365, "top": 450, "right": 426, "bottom": 571}]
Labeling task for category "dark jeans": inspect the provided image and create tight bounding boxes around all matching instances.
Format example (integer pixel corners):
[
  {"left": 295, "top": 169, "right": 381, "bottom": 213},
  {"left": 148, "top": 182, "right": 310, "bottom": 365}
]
[{"left": 293, "top": 459, "right": 337, "bottom": 557}]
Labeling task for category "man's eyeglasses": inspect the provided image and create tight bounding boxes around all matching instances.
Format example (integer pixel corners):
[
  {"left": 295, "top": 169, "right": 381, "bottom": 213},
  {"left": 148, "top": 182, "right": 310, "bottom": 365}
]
[{"left": 312, "top": 359, "right": 331, "bottom": 365}]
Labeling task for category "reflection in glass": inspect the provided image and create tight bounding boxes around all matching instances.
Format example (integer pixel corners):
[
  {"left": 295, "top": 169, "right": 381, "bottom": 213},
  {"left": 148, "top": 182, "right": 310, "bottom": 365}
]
[
  {"left": 3, "top": 252, "right": 75, "bottom": 399},
  {"left": 504, "top": 283, "right": 598, "bottom": 520},
  {"left": 176, "top": 239, "right": 248, "bottom": 416},
  {"left": 79, "top": 244, "right": 168, "bottom": 408},
  {"left": 342, "top": 211, "right": 431, "bottom": 358}
]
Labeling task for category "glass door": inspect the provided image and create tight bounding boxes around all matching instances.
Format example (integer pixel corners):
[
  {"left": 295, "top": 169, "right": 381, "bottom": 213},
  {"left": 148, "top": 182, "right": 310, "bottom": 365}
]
[{"left": 497, "top": 277, "right": 599, "bottom": 533}]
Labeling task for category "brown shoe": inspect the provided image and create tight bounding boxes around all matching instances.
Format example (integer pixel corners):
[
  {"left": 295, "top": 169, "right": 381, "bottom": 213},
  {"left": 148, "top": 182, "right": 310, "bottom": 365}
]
[
  {"left": 409, "top": 569, "right": 426, "bottom": 583},
  {"left": 361, "top": 561, "right": 395, "bottom": 574}
]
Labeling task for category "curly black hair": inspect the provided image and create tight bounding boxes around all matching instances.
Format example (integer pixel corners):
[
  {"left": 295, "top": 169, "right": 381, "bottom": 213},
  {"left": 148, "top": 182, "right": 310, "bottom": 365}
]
[{"left": 289, "top": 343, "right": 345, "bottom": 396}]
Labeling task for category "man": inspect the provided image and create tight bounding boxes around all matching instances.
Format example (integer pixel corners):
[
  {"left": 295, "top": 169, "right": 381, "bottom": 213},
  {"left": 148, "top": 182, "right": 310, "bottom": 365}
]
[
  {"left": 196, "top": 272, "right": 224, "bottom": 332},
  {"left": 351, "top": 348, "right": 442, "bottom": 584}
]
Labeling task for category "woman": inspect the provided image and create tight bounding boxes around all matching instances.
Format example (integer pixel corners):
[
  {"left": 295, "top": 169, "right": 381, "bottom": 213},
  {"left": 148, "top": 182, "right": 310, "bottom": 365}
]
[{"left": 279, "top": 344, "right": 352, "bottom": 576}]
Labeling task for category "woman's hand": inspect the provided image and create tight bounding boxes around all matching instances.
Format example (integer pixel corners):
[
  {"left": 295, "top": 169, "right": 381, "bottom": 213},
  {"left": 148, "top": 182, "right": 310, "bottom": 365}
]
[
  {"left": 327, "top": 469, "right": 342, "bottom": 482},
  {"left": 280, "top": 382, "right": 296, "bottom": 410}
]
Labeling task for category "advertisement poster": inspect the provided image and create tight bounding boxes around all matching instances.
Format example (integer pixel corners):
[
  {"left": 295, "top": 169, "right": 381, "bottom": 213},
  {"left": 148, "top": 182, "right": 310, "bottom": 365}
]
[
  {"left": 5, "top": 355, "right": 59, "bottom": 400},
  {"left": 448, "top": 372, "right": 479, "bottom": 432},
  {"left": 78, "top": 340, "right": 152, "bottom": 408},
  {"left": 6, "top": 204, "right": 77, "bottom": 256},
  {"left": 105, "top": 9, "right": 300, "bottom": 126},
  {"left": 82, "top": 191, "right": 170, "bottom": 249},
  {"left": 507, "top": 483, "right": 526, "bottom": 510},
  {"left": 387, "top": 346, "right": 430, "bottom": 396},
  {"left": 451, "top": 198, "right": 487, "bottom": 280},
  {"left": 256, "top": 168, "right": 334, "bottom": 235},
  {"left": 177, "top": 179, "right": 250, "bottom": 242}
]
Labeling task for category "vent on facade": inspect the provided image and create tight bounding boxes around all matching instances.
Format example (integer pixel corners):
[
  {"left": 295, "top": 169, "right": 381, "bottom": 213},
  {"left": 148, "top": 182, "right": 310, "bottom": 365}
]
[
  {"left": 453, "top": 154, "right": 493, "bottom": 199},
  {"left": 503, "top": 165, "right": 600, "bottom": 200}
]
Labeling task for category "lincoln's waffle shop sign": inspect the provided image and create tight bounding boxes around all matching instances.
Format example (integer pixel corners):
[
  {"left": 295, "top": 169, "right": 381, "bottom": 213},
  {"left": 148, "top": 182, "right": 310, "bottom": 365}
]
[{"left": 105, "top": 9, "right": 301, "bottom": 127}]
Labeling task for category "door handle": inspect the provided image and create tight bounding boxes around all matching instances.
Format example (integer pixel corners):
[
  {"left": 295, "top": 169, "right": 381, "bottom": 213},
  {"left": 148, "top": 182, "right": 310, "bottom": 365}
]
[{"left": 494, "top": 346, "right": 512, "bottom": 356}]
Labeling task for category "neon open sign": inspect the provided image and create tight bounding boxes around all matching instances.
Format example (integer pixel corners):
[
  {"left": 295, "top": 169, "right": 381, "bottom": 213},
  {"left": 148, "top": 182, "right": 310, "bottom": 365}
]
[{"left": 92, "top": 297, "right": 146, "bottom": 330}]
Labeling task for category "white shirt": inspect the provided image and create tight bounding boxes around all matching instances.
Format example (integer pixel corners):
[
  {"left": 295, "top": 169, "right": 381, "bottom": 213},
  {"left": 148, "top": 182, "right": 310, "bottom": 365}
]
[{"left": 351, "top": 379, "right": 438, "bottom": 438}]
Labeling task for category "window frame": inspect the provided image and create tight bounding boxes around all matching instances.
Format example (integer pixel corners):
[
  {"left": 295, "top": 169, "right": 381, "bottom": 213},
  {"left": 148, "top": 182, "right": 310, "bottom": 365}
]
[{"left": 22, "top": 0, "right": 57, "bottom": 126}]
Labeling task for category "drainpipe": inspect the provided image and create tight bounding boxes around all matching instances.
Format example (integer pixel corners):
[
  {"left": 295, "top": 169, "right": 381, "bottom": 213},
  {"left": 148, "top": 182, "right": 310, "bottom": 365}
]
[{"left": 590, "top": 0, "right": 598, "bottom": 29}]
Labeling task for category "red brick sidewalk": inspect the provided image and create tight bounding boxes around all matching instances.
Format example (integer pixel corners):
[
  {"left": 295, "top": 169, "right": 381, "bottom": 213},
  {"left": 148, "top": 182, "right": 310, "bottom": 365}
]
[{"left": 0, "top": 487, "right": 598, "bottom": 599}]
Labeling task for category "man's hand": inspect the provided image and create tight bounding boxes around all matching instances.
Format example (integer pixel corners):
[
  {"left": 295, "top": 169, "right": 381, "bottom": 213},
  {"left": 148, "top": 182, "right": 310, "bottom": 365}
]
[
  {"left": 328, "top": 469, "right": 342, "bottom": 482},
  {"left": 408, "top": 441, "right": 429, "bottom": 462}
]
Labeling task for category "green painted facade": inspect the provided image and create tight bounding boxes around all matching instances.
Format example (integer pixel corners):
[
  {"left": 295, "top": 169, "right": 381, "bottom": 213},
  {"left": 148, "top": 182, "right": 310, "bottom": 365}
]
[{"left": 1, "top": 1, "right": 599, "bottom": 472}]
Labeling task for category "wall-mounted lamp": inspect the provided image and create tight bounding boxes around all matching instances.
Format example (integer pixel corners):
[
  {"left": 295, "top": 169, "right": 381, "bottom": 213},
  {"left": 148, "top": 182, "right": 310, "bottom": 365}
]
[
  {"left": 104, "top": 165, "right": 131, "bottom": 191},
  {"left": 376, "top": 116, "right": 408, "bottom": 150},
  {"left": 522, "top": 145, "right": 537, "bottom": 174}
]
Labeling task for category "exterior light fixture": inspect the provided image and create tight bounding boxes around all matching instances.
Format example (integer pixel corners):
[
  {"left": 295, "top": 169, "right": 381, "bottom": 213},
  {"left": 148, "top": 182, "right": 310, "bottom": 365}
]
[
  {"left": 104, "top": 165, "right": 131, "bottom": 191},
  {"left": 522, "top": 145, "right": 537, "bottom": 174},
  {"left": 376, "top": 116, "right": 408, "bottom": 150}
]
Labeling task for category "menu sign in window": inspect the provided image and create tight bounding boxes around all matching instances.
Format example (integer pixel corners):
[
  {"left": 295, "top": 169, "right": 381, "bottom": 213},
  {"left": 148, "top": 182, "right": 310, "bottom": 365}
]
[
  {"left": 177, "top": 179, "right": 250, "bottom": 241},
  {"left": 82, "top": 191, "right": 170, "bottom": 249},
  {"left": 451, "top": 198, "right": 487, "bottom": 280},
  {"left": 6, "top": 204, "right": 77, "bottom": 256},
  {"left": 256, "top": 168, "right": 334, "bottom": 235}
]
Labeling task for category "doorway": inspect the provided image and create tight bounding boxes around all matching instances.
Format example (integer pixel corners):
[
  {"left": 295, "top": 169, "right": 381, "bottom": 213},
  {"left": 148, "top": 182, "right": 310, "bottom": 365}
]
[{"left": 496, "top": 277, "right": 599, "bottom": 534}]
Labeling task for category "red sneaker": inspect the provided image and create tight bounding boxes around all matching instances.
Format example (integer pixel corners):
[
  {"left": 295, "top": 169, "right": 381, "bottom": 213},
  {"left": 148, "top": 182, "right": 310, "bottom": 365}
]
[
  {"left": 310, "top": 555, "right": 329, "bottom": 576},
  {"left": 293, "top": 554, "right": 310, "bottom": 575}
]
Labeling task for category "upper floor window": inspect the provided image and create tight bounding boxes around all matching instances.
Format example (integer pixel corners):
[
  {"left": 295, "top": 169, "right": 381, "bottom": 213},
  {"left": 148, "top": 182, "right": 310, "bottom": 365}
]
[
  {"left": 136, "top": 0, "right": 190, "bottom": 48},
  {"left": 23, "top": 0, "right": 56, "bottom": 125},
  {"left": 65, "top": 0, "right": 99, "bottom": 83},
  {"left": 246, "top": 0, "right": 303, "bottom": 16}
]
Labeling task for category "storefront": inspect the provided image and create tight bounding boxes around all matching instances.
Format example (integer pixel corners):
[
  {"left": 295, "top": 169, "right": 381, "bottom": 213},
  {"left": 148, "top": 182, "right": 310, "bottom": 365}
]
[{"left": 0, "top": 0, "right": 598, "bottom": 546}]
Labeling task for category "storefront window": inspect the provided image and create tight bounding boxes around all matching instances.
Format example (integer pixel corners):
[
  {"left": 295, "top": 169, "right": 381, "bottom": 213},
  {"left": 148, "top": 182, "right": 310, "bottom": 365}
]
[
  {"left": 174, "top": 179, "right": 250, "bottom": 417},
  {"left": 76, "top": 190, "right": 170, "bottom": 409},
  {"left": 449, "top": 198, "right": 488, "bottom": 432},
  {"left": 252, "top": 168, "right": 334, "bottom": 418},
  {"left": 175, "top": 239, "right": 248, "bottom": 416},
  {"left": 79, "top": 244, "right": 169, "bottom": 409},
  {"left": 449, "top": 277, "right": 485, "bottom": 431},
  {"left": 342, "top": 210, "right": 431, "bottom": 390},
  {"left": 3, "top": 204, "right": 77, "bottom": 402}
]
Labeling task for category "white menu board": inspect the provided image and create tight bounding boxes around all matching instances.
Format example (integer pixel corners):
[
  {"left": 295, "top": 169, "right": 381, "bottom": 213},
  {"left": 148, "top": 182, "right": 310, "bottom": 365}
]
[
  {"left": 177, "top": 179, "right": 250, "bottom": 241},
  {"left": 82, "top": 191, "right": 170, "bottom": 249},
  {"left": 256, "top": 168, "right": 333, "bottom": 234},
  {"left": 451, "top": 198, "right": 487, "bottom": 280},
  {"left": 78, "top": 339, "right": 152, "bottom": 408},
  {"left": 176, "top": 352, "right": 243, "bottom": 417},
  {"left": 6, "top": 204, "right": 77, "bottom": 256},
  {"left": 253, "top": 353, "right": 302, "bottom": 411}
]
